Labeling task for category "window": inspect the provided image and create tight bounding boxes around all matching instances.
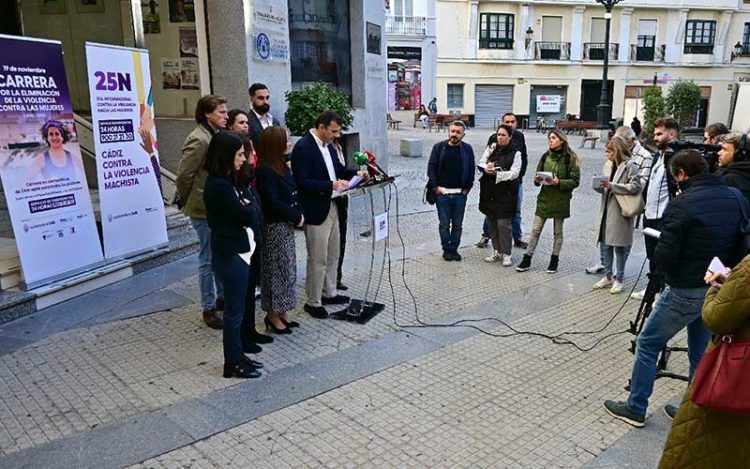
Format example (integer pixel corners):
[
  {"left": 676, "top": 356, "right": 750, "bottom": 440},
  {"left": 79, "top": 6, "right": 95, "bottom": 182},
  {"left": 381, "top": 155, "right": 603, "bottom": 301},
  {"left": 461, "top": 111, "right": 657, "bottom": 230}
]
[
  {"left": 447, "top": 84, "right": 464, "bottom": 109},
  {"left": 684, "top": 20, "right": 716, "bottom": 54},
  {"left": 744, "top": 23, "right": 750, "bottom": 53},
  {"left": 289, "top": 0, "right": 352, "bottom": 96},
  {"left": 479, "top": 13, "right": 514, "bottom": 49}
]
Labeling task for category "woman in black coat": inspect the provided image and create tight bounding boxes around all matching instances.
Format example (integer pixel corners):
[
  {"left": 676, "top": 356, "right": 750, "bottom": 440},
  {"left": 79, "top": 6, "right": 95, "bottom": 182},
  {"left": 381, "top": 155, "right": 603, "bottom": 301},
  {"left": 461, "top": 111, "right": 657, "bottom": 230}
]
[
  {"left": 256, "top": 126, "right": 304, "bottom": 333},
  {"left": 203, "top": 132, "right": 263, "bottom": 379},
  {"left": 478, "top": 124, "right": 522, "bottom": 267}
]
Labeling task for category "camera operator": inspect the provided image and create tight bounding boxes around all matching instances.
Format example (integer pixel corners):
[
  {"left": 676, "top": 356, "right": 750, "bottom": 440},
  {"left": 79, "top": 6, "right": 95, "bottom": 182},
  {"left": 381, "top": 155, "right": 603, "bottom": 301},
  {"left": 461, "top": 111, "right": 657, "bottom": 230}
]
[
  {"left": 717, "top": 132, "right": 750, "bottom": 200},
  {"left": 605, "top": 149, "right": 749, "bottom": 428},
  {"left": 630, "top": 118, "right": 679, "bottom": 301},
  {"left": 703, "top": 122, "right": 729, "bottom": 145}
]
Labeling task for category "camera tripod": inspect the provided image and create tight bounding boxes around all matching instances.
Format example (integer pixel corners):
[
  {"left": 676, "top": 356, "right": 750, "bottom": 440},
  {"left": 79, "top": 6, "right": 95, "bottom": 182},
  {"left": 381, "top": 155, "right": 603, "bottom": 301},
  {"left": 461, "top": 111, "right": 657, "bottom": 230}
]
[{"left": 626, "top": 271, "right": 688, "bottom": 390}]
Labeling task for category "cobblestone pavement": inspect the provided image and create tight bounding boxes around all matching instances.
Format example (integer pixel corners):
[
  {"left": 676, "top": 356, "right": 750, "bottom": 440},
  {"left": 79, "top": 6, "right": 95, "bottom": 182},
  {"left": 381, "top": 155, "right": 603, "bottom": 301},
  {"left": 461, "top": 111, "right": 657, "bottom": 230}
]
[{"left": 0, "top": 127, "right": 687, "bottom": 468}]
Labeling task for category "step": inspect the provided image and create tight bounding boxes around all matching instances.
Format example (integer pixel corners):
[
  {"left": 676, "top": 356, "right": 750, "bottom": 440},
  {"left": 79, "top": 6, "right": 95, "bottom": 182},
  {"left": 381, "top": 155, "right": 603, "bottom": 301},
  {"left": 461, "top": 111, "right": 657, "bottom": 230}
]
[{"left": 0, "top": 221, "right": 197, "bottom": 324}]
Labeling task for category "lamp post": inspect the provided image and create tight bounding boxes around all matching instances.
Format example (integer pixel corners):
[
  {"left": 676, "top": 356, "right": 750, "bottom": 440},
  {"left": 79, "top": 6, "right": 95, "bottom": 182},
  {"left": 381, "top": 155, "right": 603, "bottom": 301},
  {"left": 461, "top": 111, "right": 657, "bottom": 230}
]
[{"left": 595, "top": 0, "right": 622, "bottom": 138}]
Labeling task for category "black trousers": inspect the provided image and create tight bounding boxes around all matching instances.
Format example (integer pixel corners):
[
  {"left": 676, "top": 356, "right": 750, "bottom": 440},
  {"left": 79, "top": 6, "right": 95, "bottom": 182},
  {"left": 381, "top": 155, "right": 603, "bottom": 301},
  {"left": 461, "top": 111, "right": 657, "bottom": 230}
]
[
  {"left": 336, "top": 197, "right": 348, "bottom": 284},
  {"left": 212, "top": 253, "right": 256, "bottom": 365}
]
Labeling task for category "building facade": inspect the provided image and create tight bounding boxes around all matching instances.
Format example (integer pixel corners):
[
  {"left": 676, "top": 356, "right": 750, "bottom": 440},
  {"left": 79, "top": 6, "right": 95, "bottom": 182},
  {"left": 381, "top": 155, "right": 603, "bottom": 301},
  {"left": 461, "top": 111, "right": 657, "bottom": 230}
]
[
  {"left": 386, "top": 0, "right": 438, "bottom": 111},
  {"left": 436, "top": 0, "right": 750, "bottom": 129}
]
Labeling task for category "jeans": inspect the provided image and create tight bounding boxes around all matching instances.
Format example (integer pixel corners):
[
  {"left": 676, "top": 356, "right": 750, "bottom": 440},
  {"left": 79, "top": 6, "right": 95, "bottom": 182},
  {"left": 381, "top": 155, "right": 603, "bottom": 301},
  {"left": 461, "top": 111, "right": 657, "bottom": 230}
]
[
  {"left": 643, "top": 217, "right": 664, "bottom": 274},
  {"left": 627, "top": 285, "right": 711, "bottom": 416},
  {"left": 435, "top": 193, "right": 467, "bottom": 253},
  {"left": 211, "top": 253, "right": 254, "bottom": 365},
  {"left": 601, "top": 244, "right": 631, "bottom": 281},
  {"left": 512, "top": 183, "right": 524, "bottom": 242},
  {"left": 191, "top": 217, "right": 224, "bottom": 311}
]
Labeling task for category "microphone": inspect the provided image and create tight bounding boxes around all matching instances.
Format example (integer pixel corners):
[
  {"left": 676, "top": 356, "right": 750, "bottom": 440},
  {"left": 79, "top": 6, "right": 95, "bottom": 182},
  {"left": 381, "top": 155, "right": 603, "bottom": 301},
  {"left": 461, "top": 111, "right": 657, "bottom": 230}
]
[{"left": 354, "top": 151, "right": 389, "bottom": 179}]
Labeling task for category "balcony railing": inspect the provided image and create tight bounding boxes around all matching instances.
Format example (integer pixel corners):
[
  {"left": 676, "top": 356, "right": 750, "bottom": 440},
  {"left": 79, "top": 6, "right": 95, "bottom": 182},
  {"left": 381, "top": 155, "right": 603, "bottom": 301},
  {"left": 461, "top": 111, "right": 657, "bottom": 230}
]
[
  {"left": 684, "top": 44, "right": 714, "bottom": 54},
  {"left": 629, "top": 44, "right": 666, "bottom": 62},
  {"left": 385, "top": 16, "right": 426, "bottom": 36},
  {"left": 583, "top": 43, "right": 619, "bottom": 60},
  {"left": 534, "top": 42, "right": 571, "bottom": 60}
]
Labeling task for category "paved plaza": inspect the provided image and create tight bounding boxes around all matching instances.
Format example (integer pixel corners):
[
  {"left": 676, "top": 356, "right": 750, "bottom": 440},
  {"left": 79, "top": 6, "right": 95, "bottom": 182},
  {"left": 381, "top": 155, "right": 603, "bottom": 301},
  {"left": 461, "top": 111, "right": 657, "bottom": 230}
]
[{"left": 0, "top": 124, "right": 688, "bottom": 468}]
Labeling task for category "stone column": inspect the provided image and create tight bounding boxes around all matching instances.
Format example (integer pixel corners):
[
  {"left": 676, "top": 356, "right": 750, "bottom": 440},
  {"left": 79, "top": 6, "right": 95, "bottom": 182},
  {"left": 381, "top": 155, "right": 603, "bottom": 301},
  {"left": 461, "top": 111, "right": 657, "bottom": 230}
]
[
  {"left": 516, "top": 3, "right": 531, "bottom": 60},
  {"left": 570, "top": 6, "right": 586, "bottom": 61},
  {"left": 467, "top": 0, "right": 478, "bottom": 59},
  {"left": 665, "top": 9, "right": 688, "bottom": 63},
  {"left": 714, "top": 10, "right": 734, "bottom": 64},
  {"left": 618, "top": 8, "right": 634, "bottom": 62},
  {"left": 205, "top": 0, "right": 251, "bottom": 111}
]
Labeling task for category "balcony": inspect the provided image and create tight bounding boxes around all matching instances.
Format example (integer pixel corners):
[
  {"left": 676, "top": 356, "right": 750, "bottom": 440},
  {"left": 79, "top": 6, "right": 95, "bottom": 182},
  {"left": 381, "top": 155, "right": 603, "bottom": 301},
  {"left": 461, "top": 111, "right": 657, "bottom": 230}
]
[
  {"left": 629, "top": 44, "right": 666, "bottom": 62},
  {"left": 684, "top": 44, "right": 714, "bottom": 54},
  {"left": 385, "top": 16, "right": 426, "bottom": 36},
  {"left": 583, "top": 43, "right": 619, "bottom": 61},
  {"left": 534, "top": 42, "right": 571, "bottom": 60}
]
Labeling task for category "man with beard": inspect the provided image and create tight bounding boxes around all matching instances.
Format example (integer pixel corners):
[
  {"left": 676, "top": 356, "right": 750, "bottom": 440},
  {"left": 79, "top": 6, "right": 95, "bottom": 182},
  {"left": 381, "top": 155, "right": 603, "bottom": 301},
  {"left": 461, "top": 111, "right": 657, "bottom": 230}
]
[
  {"left": 247, "top": 83, "right": 280, "bottom": 151},
  {"left": 630, "top": 117, "right": 679, "bottom": 301},
  {"left": 427, "top": 121, "right": 475, "bottom": 261}
]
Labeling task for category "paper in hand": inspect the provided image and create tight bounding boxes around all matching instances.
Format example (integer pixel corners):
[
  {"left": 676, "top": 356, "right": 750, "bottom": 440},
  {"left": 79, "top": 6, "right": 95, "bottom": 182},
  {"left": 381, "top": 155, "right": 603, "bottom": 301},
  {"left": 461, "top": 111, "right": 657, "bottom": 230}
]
[
  {"left": 536, "top": 171, "right": 553, "bottom": 185},
  {"left": 592, "top": 176, "right": 608, "bottom": 190}
]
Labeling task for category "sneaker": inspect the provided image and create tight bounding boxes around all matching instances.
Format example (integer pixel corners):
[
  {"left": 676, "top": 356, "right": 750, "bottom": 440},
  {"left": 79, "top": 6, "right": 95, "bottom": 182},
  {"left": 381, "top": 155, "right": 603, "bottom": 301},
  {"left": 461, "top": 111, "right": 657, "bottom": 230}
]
[
  {"left": 443, "top": 251, "right": 453, "bottom": 261},
  {"left": 664, "top": 404, "right": 678, "bottom": 420},
  {"left": 514, "top": 240, "right": 529, "bottom": 249},
  {"left": 630, "top": 289, "right": 646, "bottom": 301},
  {"left": 585, "top": 263, "right": 605, "bottom": 275},
  {"left": 475, "top": 236, "right": 490, "bottom": 248},
  {"left": 452, "top": 251, "right": 462, "bottom": 262},
  {"left": 593, "top": 277, "right": 613, "bottom": 290},
  {"left": 484, "top": 251, "right": 502, "bottom": 263},
  {"left": 604, "top": 400, "right": 645, "bottom": 428},
  {"left": 546, "top": 255, "right": 559, "bottom": 274},
  {"left": 516, "top": 254, "right": 532, "bottom": 272},
  {"left": 610, "top": 280, "right": 625, "bottom": 294},
  {"left": 502, "top": 254, "right": 513, "bottom": 267}
]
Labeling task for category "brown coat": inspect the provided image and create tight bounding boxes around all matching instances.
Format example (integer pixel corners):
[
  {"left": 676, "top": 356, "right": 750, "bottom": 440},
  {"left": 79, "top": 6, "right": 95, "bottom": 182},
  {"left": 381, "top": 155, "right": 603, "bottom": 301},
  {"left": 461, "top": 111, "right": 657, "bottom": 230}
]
[
  {"left": 175, "top": 124, "right": 212, "bottom": 218},
  {"left": 658, "top": 254, "right": 750, "bottom": 468}
]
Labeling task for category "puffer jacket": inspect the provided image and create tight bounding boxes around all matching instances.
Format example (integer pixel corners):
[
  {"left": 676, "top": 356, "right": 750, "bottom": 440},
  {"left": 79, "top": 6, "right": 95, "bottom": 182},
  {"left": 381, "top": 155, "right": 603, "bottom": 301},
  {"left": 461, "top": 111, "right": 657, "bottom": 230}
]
[
  {"left": 533, "top": 150, "right": 580, "bottom": 219},
  {"left": 721, "top": 161, "right": 750, "bottom": 200},
  {"left": 658, "top": 254, "right": 750, "bottom": 469}
]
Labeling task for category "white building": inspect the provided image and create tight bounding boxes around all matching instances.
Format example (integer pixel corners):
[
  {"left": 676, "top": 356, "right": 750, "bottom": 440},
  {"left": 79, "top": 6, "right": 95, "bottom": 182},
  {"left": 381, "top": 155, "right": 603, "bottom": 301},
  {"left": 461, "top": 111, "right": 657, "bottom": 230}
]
[
  {"left": 386, "top": 0, "right": 438, "bottom": 112},
  {"left": 436, "top": 0, "right": 750, "bottom": 129}
]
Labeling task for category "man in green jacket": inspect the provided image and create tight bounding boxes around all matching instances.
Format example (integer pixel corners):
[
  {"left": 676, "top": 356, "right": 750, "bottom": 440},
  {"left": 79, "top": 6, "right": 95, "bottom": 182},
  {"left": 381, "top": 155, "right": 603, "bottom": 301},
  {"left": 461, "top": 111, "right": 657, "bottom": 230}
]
[{"left": 176, "top": 95, "right": 227, "bottom": 329}]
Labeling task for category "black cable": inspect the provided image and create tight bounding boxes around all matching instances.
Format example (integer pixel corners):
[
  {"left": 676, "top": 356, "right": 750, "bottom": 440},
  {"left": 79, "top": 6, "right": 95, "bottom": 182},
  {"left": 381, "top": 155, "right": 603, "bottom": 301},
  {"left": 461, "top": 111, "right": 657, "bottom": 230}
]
[{"left": 383, "top": 180, "right": 646, "bottom": 352}]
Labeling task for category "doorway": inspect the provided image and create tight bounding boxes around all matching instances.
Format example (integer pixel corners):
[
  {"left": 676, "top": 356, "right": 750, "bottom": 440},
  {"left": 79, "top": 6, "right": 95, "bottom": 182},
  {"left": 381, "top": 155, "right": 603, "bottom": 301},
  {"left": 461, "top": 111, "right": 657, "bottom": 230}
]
[{"left": 581, "top": 80, "right": 614, "bottom": 121}]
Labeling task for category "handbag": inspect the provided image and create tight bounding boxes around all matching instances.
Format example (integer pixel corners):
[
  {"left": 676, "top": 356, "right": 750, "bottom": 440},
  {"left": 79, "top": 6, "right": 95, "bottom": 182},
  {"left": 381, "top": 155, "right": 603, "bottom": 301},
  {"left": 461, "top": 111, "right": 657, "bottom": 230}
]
[
  {"left": 424, "top": 184, "right": 437, "bottom": 205},
  {"left": 690, "top": 335, "right": 750, "bottom": 415},
  {"left": 614, "top": 162, "right": 645, "bottom": 217},
  {"left": 615, "top": 193, "right": 645, "bottom": 217}
]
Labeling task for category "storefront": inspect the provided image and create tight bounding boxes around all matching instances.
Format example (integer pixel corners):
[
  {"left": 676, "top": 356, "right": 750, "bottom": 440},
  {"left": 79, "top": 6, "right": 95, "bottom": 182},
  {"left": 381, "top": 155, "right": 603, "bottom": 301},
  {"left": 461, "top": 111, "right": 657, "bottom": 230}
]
[{"left": 387, "top": 46, "right": 422, "bottom": 111}]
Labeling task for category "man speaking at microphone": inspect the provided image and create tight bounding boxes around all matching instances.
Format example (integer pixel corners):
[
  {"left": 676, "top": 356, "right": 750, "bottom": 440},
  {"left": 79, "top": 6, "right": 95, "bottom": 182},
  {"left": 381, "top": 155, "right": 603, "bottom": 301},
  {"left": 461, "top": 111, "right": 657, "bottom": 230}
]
[{"left": 292, "top": 111, "right": 368, "bottom": 319}]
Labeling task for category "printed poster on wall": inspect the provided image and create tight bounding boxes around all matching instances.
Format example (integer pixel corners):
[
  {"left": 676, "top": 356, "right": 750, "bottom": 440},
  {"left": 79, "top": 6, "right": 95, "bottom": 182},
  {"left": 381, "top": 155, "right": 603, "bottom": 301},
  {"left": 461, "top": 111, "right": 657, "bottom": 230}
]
[
  {"left": 85, "top": 42, "right": 168, "bottom": 259},
  {"left": 0, "top": 35, "right": 104, "bottom": 288},
  {"left": 536, "top": 95, "right": 562, "bottom": 113}
]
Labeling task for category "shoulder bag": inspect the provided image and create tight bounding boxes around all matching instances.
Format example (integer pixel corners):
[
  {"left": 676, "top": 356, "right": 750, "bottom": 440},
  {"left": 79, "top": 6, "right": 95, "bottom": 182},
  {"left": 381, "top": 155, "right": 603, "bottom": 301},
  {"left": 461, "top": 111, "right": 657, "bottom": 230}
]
[
  {"left": 690, "top": 335, "right": 750, "bottom": 415},
  {"left": 614, "top": 162, "right": 645, "bottom": 217}
]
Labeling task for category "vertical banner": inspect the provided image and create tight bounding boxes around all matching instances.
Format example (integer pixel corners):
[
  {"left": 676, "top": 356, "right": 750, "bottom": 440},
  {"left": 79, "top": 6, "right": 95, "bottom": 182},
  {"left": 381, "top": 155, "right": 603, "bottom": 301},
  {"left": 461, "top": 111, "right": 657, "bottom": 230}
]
[
  {"left": 85, "top": 43, "right": 168, "bottom": 259},
  {"left": 0, "top": 35, "right": 104, "bottom": 288}
]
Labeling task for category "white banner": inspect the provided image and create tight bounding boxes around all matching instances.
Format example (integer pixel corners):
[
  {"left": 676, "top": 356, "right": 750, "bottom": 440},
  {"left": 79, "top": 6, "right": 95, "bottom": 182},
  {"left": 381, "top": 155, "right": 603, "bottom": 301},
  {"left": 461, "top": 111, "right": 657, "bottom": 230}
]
[
  {"left": 85, "top": 42, "right": 168, "bottom": 259},
  {"left": 536, "top": 95, "right": 562, "bottom": 113},
  {"left": 0, "top": 35, "right": 104, "bottom": 288}
]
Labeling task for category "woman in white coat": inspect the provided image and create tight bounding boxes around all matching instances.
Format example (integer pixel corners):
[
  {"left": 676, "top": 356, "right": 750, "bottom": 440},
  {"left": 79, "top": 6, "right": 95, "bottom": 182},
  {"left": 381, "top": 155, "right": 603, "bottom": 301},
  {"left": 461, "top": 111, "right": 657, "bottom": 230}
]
[{"left": 592, "top": 136, "right": 642, "bottom": 294}]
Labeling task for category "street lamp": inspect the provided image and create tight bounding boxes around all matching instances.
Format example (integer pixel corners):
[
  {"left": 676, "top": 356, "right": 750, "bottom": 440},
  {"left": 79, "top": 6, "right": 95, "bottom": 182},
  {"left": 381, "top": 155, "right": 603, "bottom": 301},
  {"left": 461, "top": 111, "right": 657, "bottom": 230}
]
[
  {"left": 525, "top": 27, "right": 534, "bottom": 50},
  {"left": 595, "top": 0, "right": 623, "bottom": 138}
]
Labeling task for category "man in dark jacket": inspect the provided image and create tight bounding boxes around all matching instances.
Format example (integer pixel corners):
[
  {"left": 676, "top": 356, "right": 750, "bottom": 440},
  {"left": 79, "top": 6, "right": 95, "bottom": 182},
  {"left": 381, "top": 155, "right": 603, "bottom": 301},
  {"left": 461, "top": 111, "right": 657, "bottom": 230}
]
[
  {"left": 427, "top": 120, "right": 475, "bottom": 261},
  {"left": 291, "top": 111, "right": 367, "bottom": 319},
  {"left": 605, "top": 149, "right": 749, "bottom": 428},
  {"left": 477, "top": 113, "right": 529, "bottom": 249},
  {"left": 247, "top": 83, "right": 280, "bottom": 151}
]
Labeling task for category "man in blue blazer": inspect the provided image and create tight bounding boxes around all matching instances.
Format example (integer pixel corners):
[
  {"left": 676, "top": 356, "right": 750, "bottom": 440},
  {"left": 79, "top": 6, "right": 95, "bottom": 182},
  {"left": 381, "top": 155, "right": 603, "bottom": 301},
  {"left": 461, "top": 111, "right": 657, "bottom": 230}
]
[
  {"left": 291, "top": 111, "right": 367, "bottom": 319},
  {"left": 247, "top": 83, "right": 281, "bottom": 151}
]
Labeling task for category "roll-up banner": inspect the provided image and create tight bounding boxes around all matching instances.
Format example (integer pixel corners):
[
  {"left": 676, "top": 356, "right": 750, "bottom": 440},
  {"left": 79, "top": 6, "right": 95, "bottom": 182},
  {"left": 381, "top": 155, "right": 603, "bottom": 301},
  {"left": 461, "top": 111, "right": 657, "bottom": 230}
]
[
  {"left": 85, "top": 42, "right": 168, "bottom": 259},
  {"left": 0, "top": 35, "right": 104, "bottom": 288}
]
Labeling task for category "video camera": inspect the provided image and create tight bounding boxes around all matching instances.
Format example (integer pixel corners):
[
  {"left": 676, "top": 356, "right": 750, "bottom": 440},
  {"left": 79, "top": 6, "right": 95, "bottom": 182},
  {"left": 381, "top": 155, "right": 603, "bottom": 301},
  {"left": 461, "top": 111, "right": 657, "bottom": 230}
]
[{"left": 668, "top": 140, "right": 721, "bottom": 173}]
